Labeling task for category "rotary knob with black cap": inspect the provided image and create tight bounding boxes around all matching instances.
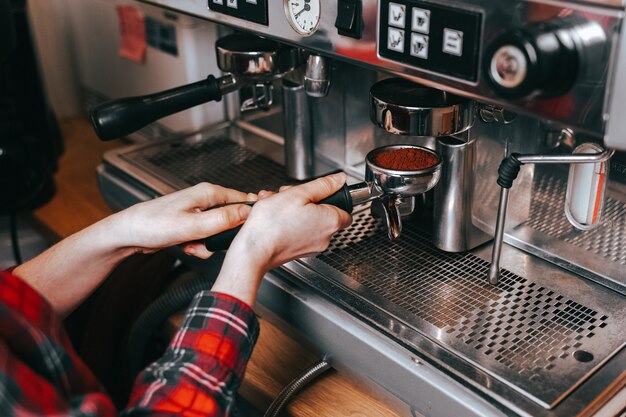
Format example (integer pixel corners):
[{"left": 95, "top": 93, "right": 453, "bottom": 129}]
[{"left": 485, "top": 16, "right": 606, "bottom": 99}]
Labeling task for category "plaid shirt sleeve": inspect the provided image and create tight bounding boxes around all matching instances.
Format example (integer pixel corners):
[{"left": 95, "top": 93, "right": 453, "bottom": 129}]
[
  {"left": 123, "top": 291, "right": 260, "bottom": 417},
  {"left": 0, "top": 270, "right": 260, "bottom": 417},
  {"left": 0, "top": 269, "right": 116, "bottom": 416}
]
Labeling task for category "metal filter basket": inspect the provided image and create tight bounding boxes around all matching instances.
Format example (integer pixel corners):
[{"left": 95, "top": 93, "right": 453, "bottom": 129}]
[{"left": 365, "top": 144, "right": 442, "bottom": 197}]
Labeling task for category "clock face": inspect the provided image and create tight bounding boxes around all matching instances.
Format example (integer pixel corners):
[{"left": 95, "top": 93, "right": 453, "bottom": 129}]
[{"left": 284, "top": 0, "right": 321, "bottom": 36}]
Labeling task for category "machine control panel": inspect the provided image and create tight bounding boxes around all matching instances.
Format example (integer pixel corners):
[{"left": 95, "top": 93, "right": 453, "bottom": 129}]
[
  {"left": 208, "top": 0, "right": 268, "bottom": 25},
  {"left": 378, "top": 0, "right": 482, "bottom": 82}
]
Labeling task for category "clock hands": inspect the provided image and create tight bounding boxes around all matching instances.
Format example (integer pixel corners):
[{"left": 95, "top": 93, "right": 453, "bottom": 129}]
[{"left": 294, "top": 3, "right": 311, "bottom": 19}]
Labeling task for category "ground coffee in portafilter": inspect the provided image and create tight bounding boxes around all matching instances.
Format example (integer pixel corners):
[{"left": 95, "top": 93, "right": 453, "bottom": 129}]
[{"left": 373, "top": 148, "right": 438, "bottom": 171}]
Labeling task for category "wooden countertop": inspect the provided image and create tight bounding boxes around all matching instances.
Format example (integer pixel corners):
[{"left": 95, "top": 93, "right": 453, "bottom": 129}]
[{"left": 36, "top": 116, "right": 403, "bottom": 417}]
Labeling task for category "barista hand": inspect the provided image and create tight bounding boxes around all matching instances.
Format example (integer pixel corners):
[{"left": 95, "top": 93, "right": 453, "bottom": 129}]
[
  {"left": 212, "top": 172, "right": 353, "bottom": 306},
  {"left": 111, "top": 183, "right": 258, "bottom": 259},
  {"left": 13, "top": 183, "right": 258, "bottom": 316}
]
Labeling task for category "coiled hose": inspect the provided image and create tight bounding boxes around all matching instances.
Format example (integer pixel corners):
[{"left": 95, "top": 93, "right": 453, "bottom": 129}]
[{"left": 263, "top": 359, "right": 333, "bottom": 417}]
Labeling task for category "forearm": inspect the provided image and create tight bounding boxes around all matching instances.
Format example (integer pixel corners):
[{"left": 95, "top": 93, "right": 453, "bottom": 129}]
[
  {"left": 12, "top": 213, "right": 135, "bottom": 317},
  {"left": 124, "top": 291, "right": 259, "bottom": 417}
]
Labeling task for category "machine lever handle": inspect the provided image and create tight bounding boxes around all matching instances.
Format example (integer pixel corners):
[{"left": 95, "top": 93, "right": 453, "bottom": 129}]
[
  {"left": 204, "top": 183, "right": 354, "bottom": 252},
  {"left": 90, "top": 75, "right": 224, "bottom": 141}
]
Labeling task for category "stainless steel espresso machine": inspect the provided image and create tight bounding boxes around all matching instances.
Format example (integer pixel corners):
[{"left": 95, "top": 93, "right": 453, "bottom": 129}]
[{"left": 94, "top": 1, "right": 626, "bottom": 416}]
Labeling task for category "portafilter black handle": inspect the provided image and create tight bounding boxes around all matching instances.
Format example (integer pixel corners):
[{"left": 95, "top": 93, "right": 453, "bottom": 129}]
[
  {"left": 204, "top": 184, "right": 354, "bottom": 252},
  {"left": 90, "top": 75, "right": 224, "bottom": 141}
]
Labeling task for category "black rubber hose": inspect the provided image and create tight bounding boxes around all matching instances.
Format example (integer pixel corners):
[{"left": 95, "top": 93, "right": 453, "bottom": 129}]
[
  {"left": 497, "top": 153, "right": 523, "bottom": 189},
  {"left": 127, "top": 254, "right": 224, "bottom": 377},
  {"left": 9, "top": 212, "right": 22, "bottom": 265}
]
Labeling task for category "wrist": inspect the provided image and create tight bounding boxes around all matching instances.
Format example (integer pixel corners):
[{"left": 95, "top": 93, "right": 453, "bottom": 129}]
[
  {"left": 211, "top": 240, "right": 267, "bottom": 307},
  {"left": 81, "top": 215, "right": 139, "bottom": 260}
]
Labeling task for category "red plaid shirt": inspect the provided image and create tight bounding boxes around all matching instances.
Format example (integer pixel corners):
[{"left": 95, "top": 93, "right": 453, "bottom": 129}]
[{"left": 0, "top": 270, "right": 259, "bottom": 416}]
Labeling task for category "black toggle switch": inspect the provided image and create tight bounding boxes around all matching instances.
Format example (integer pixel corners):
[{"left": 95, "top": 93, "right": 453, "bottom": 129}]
[{"left": 335, "top": 0, "right": 362, "bottom": 39}]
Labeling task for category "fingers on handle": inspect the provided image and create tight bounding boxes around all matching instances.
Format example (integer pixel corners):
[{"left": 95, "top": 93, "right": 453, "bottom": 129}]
[
  {"left": 193, "top": 204, "right": 252, "bottom": 237},
  {"left": 289, "top": 172, "right": 347, "bottom": 203},
  {"left": 186, "top": 183, "right": 253, "bottom": 209},
  {"left": 182, "top": 242, "right": 213, "bottom": 259},
  {"left": 258, "top": 190, "right": 276, "bottom": 200}
]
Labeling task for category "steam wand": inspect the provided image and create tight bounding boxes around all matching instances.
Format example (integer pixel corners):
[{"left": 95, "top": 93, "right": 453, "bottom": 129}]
[{"left": 488, "top": 149, "right": 614, "bottom": 285}]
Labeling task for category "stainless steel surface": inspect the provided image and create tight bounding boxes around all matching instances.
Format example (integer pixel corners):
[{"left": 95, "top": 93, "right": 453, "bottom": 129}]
[
  {"left": 433, "top": 136, "right": 491, "bottom": 252},
  {"left": 142, "top": 0, "right": 626, "bottom": 149},
  {"left": 304, "top": 54, "right": 332, "bottom": 98},
  {"left": 488, "top": 148, "right": 616, "bottom": 285},
  {"left": 516, "top": 150, "right": 615, "bottom": 165},
  {"left": 506, "top": 167, "right": 626, "bottom": 295},
  {"left": 216, "top": 33, "right": 304, "bottom": 80},
  {"left": 479, "top": 105, "right": 517, "bottom": 125},
  {"left": 488, "top": 187, "right": 510, "bottom": 285},
  {"left": 108, "top": 125, "right": 295, "bottom": 196},
  {"left": 282, "top": 80, "right": 314, "bottom": 180},
  {"left": 369, "top": 78, "right": 474, "bottom": 137},
  {"left": 378, "top": 194, "right": 404, "bottom": 240},
  {"left": 217, "top": 73, "right": 240, "bottom": 95},
  {"left": 346, "top": 181, "right": 384, "bottom": 206},
  {"left": 240, "top": 82, "right": 274, "bottom": 112},
  {"left": 365, "top": 145, "right": 442, "bottom": 196},
  {"left": 310, "top": 209, "right": 626, "bottom": 411}
]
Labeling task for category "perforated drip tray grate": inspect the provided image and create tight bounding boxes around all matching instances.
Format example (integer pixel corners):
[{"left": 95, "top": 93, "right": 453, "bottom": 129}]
[
  {"left": 307, "top": 210, "right": 626, "bottom": 408},
  {"left": 110, "top": 134, "right": 626, "bottom": 410},
  {"left": 120, "top": 136, "right": 298, "bottom": 192}
]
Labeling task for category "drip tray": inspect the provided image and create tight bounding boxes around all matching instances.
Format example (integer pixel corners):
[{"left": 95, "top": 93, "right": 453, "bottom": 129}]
[
  {"left": 307, "top": 211, "right": 626, "bottom": 408},
  {"left": 107, "top": 133, "right": 626, "bottom": 410}
]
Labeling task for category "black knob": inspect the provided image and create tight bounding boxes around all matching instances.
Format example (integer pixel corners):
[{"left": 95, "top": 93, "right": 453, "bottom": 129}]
[{"left": 485, "top": 17, "right": 590, "bottom": 99}]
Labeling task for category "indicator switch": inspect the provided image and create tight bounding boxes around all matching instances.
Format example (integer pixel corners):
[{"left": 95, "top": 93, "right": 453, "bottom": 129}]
[{"left": 335, "top": 0, "right": 362, "bottom": 39}]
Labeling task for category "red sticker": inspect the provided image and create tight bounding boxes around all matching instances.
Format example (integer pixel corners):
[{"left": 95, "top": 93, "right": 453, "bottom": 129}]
[{"left": 116, "top": 6, "right": 147, "bottom": 63}]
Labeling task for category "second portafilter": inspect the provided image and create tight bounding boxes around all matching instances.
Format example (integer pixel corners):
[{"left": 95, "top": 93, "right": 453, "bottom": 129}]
[{"left": 90, "top": 33, "right": 304, "bottom": 141}]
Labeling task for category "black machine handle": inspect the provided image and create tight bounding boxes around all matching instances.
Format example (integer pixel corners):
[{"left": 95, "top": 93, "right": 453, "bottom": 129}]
[
  {"left": 204, "top": 184, "right": 353, "bottom": 252},
  {"left": 90, "top": 75, "right": 223, "bottom": 141}
]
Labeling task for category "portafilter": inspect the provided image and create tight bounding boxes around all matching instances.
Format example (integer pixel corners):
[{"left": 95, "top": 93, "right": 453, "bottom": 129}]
[
  {"left": 204, "top": 145, "right": 442, "bottom": 251},
  {"left": 90, "top": 33, "right": 304, "bottom": 141}
]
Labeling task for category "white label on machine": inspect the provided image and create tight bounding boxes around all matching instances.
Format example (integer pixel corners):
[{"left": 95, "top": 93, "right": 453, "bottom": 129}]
[{"left": 565, "top": 143, "right": 609, "bottom": 230}]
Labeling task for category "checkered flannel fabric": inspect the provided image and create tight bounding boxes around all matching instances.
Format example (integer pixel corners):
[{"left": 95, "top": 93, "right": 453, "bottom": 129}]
[{"left": 0, "top": 270, "right": 259, "bottom": 416}]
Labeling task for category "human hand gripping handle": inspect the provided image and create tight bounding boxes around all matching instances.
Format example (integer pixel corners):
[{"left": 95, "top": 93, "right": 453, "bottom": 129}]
[
  {"left": 204, "top": 180, "right": 353, "bottom": 251},
  {"left": 11, "top": 182, "right": 257, "bottom": 316},
  {"left": 211, "top": 172, "right": 353, "bottom": 305}
]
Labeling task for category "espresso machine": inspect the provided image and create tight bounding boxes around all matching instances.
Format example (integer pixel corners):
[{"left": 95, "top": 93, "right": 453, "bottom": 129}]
[{"left": 94, "top": 1, "right": 626, "bottom": 416}]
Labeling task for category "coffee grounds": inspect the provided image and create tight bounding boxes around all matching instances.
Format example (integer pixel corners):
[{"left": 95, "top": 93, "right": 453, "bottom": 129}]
[{"left": 373, "top": 147, "right": 438, "bottom": 171}]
